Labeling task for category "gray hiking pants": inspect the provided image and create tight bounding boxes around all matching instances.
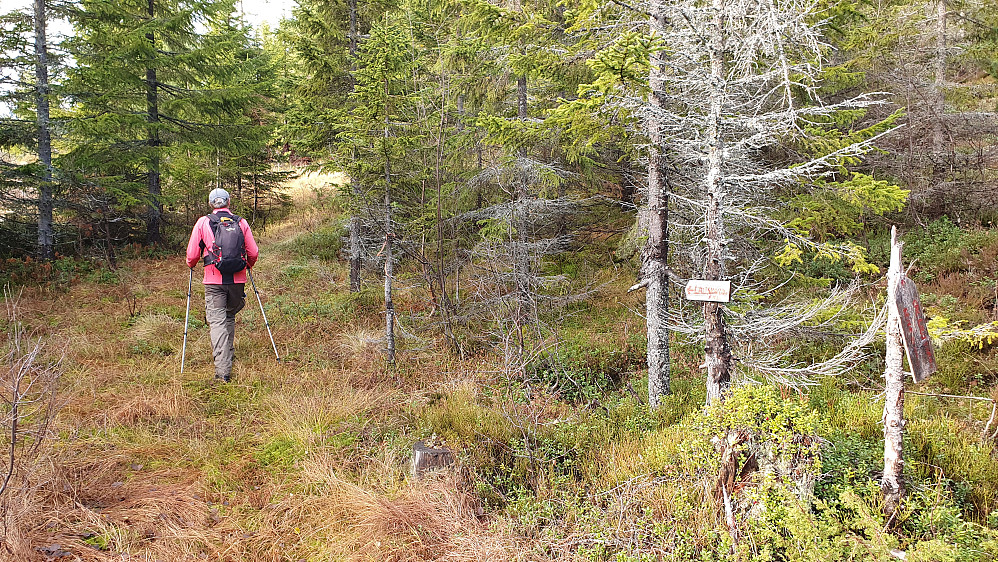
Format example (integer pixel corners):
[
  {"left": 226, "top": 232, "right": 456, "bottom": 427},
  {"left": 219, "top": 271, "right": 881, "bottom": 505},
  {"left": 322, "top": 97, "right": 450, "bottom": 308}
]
[{"left": 205, "top": 283, "right": 245, "bottom": 380}]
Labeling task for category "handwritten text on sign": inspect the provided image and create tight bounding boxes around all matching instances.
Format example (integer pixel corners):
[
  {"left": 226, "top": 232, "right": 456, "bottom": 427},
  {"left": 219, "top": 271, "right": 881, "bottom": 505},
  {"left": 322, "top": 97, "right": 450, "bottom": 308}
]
[
  {"left": 896, "top": 275, "right": 937, "bottom": 383},
  {"left": 685, "top": 280, "right": 732, "bottom": 303}
]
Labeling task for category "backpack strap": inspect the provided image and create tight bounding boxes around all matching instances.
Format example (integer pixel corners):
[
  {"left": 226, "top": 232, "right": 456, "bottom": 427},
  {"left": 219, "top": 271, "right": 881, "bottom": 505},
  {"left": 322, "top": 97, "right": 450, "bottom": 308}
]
[
  {"left": 202, "top": 212, "right": 246, "bottom": 278},
  {"left": 205, "top": 212, "right": 243, "bottom": 234},
  {"left": 203, "top": 214, "right": 223, "bottom": 266}
]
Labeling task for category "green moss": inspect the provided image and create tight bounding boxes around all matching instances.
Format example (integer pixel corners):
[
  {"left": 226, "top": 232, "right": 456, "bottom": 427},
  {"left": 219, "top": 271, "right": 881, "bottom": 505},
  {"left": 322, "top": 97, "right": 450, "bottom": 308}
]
[{"left": 255, "top": 435, "right": 306, "bottom": 471}]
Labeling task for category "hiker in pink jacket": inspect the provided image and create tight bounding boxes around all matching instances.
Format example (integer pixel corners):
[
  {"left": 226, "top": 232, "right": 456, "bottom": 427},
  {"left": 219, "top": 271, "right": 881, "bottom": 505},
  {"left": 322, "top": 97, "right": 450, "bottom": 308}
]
[{"left": 186, "top": 188, "right": 260, "bottom": 382}]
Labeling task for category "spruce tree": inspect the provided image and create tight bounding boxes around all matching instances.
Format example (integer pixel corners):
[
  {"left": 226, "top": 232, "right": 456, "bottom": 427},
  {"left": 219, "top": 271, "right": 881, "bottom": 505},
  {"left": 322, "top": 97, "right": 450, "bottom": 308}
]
[
  {"left": 0, "top": 1, "right": 65, "bottom": 259},
  {"left": 279, "top": 0, "right": 376, "bottom": 291},
  {"left": 347, "top": 11, "right": 423, "bottom": 363},
  {"left": 64, "top": 0, "right": 258, "bottom": 245}
]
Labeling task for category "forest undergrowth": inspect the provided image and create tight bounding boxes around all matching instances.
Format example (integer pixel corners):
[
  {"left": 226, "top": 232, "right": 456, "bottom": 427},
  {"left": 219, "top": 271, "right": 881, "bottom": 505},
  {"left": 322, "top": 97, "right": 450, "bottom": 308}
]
[{"left": 2, "top": 177, "right": 998, "bottom": 561}]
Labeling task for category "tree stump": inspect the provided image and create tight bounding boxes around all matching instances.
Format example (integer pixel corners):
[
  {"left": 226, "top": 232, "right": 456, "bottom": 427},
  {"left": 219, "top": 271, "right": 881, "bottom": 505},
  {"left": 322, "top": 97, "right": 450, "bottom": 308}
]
[{"left": 412, "top": 441, "right": 455, "bottom": 479}]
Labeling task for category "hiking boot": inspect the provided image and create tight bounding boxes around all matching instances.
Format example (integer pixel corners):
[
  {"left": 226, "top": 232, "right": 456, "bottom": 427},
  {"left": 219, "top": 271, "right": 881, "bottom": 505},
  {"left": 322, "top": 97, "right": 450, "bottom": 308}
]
[{"left": 214, "top": 373, "right": 231, "bottom": 383}]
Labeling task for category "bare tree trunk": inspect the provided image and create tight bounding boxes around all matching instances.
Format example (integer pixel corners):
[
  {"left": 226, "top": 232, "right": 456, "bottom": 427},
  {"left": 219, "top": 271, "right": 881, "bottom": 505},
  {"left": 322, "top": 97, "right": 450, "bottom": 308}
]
[
  {"left": 645, "top": 0, "right": 671, "bottom": 407},
  {"left": 34, "top": 0, "right": 54, "bottom": 260},
  {"left": 103, "top": 213, "right": 117, "bottom": 270},
  {"left": 348, "top": 0, "right": 362, "bottom": 293},
  {"left": 932, "top": 0, "right": 946, "bottom": 156},
  {"left": 882, "top": 226, "right": 905, "bottom": 518},
  {"left": 384, "top": 207, "right": 395, "bottom": 365},
  {"left": 145, "top": 0, "right": 162, "bottom": 245},
  {"left": 517, "top": 75, "right": 527, "bottom": 121},
  {"left": 253, "top": 168, "right": 259, "bottom": 222},
  {"left": 512, "top": 74, "right": 530, "bottom": 372},
  {"left": 435, "top": 67, "right": 457, "bottom": 352},
  {"left": 349, "top": 201, "right": 363, "bottom": 292},
  {"left": 704, "top": 0, "right": 732, "bottom": 406},
  {"left": 384, "top": 119, "right": 396, "bottom": 365}
]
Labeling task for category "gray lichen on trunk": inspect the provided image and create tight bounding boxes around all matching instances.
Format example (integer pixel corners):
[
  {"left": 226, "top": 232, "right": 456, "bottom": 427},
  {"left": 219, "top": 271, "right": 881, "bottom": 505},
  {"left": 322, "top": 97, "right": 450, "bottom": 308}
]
[
  {"left": 644, "top": 0, "right": 671, "bottom": 407},
  {"left": 384, "top": 121, "right": 396, "bottom": 365},
  {"left": 703, "top": 0, "right": 733, "bottom": 406}
]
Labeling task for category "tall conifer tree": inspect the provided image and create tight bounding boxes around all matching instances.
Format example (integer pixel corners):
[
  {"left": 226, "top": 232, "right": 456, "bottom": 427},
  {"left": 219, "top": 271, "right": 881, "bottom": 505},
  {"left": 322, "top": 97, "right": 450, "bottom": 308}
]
[{"left": 65, "top": 0, "right": 252, "bottom": 245}]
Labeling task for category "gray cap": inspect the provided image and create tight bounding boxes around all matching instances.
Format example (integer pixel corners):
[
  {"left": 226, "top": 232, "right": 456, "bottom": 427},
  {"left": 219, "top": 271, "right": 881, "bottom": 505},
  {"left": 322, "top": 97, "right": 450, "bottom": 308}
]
[{"left": 208, "top": 188, "right": 230, "bottom": 209}]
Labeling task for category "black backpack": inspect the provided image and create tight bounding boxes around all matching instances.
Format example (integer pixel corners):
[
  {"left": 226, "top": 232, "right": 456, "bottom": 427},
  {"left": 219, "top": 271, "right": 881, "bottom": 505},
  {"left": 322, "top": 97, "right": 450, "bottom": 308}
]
[{"left": 204, "top": 212, "right": 247, "bottom": 274}]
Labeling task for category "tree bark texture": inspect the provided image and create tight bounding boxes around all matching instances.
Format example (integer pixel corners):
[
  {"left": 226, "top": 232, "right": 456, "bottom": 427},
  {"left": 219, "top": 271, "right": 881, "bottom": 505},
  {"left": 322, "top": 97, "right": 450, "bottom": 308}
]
[
  {"left": 412, "top": 441, "right": 455, "bottom": 479},
  {"left": 704, "top": 0, "right": 732, "bottom": 406},
  {"left": 882, "top": 226, "right": 905, "bottom": 518},
  {"left": 932, "top": 0, "right": 946, "bottom": 156},
  {"left": 517, "top": 75, "right": 527, "bottom": 121},
  {"left": 513, "top": 74, "right": 530, "bottom": 370},
  {"left": 384, "top": 122, "right": 396, "bottom": 365},
  {"left": 645, "top": 0, "right": 671, "bottom": 407},
  {"left": 145, "top": 0, "right": 162, "bottom": 245},
  {"left": 435, "top": 68, "right": 456, "bottom": 352},
  {"left": 348, "top": 0, "right": 362, "bottom": 293},
  {"left": 34, "top": 0, "right": 54, "bottom": 260}
]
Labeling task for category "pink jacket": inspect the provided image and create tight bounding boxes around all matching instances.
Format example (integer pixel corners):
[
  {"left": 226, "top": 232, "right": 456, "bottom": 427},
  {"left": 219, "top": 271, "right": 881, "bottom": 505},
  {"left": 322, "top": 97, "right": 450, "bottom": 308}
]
[{"left": 186, "top": 208, "right": 260, "bottom": 284}]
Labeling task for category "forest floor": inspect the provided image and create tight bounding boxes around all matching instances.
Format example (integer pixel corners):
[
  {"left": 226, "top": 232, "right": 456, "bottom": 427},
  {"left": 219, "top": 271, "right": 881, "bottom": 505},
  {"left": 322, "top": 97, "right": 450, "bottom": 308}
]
[{"left": 4, "top": 174, "right": 998, "bottom": 561}]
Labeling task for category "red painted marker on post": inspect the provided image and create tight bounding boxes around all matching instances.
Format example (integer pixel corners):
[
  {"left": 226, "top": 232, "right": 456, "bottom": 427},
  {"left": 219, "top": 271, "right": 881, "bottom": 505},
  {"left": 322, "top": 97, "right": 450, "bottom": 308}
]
[{"left": 895, "top": 275, "right": 937, "bottom": 383}]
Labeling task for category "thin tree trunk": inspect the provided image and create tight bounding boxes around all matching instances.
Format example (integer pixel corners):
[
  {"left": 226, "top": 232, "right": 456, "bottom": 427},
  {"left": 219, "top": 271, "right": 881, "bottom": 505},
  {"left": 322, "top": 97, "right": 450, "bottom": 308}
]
[
  {"left": 932, "top": 0, "right": 946, "bottom": 156},
  {"left": 435, "top": 66, "right": 456, "bottom": 352},
  {"left": 514, "top": 74, "right": 530, "bottom": 373},
  {"left": 384, "top": 112, "right": 396, "bottom": 365},
  {"left": 253, "top": 168, "right": 259, "bottom": 222},
  {"left": 517, "top": 75, "right": 527, "bottom": 121},
  {"left": 645, "top": 0, "right": 671, "bottom": 407},
  {"left": 145, "top": 0, "right": 162, "bottom": 245},
  {"left": 34, "top": 0, "right": 54, "bottom": 260},
  {"left": 704, "top": 0, "right": 732, "bottom": 406},
  {"left": 882, "top": 226, "right": 905, "bottom": 518},
  {"left": 348, "top": 0, "right": 362, "bottom": 292},
  {"left": 103, "top": 213, "right": 117, "bottom": 270}
]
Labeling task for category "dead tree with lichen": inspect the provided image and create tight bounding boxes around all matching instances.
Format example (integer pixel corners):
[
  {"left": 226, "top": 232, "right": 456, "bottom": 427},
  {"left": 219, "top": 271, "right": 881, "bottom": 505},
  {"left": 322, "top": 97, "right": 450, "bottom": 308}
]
[{"left": 631, "top": 0, "right": 902, "bottom": 404}]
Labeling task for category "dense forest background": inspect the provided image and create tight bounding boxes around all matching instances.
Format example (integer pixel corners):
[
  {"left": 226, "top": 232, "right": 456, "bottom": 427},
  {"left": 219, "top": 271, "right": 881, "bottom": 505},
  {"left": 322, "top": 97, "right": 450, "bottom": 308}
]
[{"left": 2, "top": 0, "right": 998, "bottom": 560}]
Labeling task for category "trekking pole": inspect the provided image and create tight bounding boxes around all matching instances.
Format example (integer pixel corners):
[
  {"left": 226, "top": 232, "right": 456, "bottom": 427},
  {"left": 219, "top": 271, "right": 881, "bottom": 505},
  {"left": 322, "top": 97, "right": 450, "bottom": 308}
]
[
  {"left": 248, "top": 268, "right": 280, "bottom": 362},
  {"left": 181, "top": 268, "right": 193, "bottom": 373}
]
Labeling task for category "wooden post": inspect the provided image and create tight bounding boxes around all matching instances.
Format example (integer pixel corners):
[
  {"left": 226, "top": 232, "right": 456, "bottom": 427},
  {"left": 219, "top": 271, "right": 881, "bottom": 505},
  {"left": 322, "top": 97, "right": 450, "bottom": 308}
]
[{"left": 882, "top": 226, "right": 905, "bottom": 518}]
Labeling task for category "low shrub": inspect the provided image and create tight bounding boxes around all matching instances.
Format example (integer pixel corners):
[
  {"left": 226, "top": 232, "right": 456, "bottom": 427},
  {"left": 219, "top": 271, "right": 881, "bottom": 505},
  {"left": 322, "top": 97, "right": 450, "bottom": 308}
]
[
  {"left": 291, "top": 223, "right": 347, "bottom": 262},
  {"left": 528, "top": 339, "right": 645, "bottom": 403}
]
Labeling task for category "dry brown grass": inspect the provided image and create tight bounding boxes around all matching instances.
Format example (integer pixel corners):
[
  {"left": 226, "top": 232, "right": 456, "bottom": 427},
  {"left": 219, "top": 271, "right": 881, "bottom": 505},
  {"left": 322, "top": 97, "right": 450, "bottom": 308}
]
[
  {"left": 0, "top": 201, "right": 525, "bottom": 560},
  {"left": 249, "top": 465, "right": 494, "bottom": 561},
  {"left": 266, "top": 171, "right": 347, "bottom": 244},
  {"left": 0, "top": 179, "right": 656, "bottom": 562},
  {"left": 337, "top": 327, "right": 388, "bottom": 370},
  {"left": 2, "top": 453, "right": 218, "bottom": 561},
  {"left": 104, "top": 385, "right": 195, "bottom": 427}
]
